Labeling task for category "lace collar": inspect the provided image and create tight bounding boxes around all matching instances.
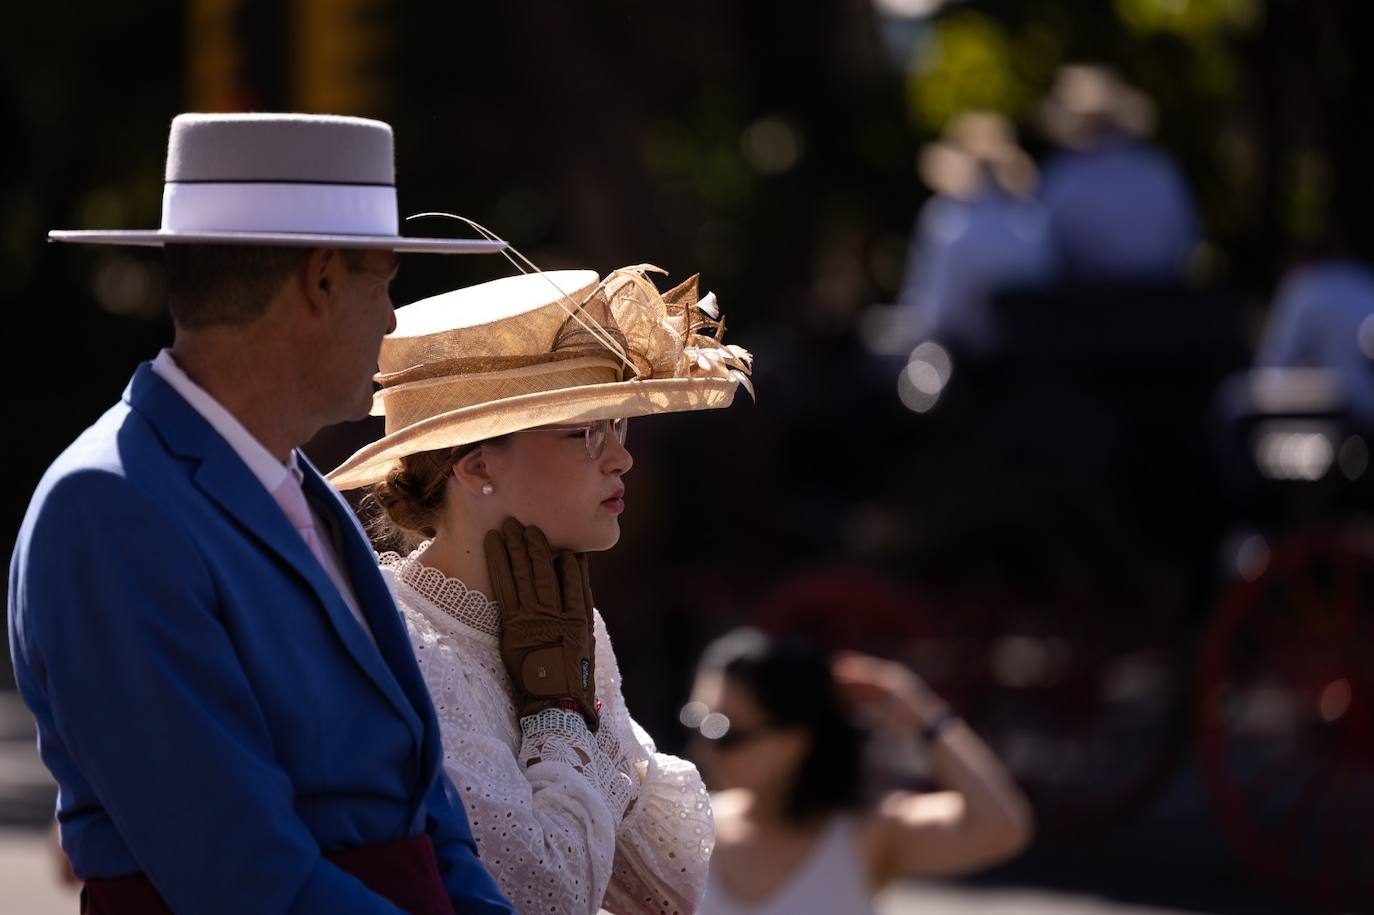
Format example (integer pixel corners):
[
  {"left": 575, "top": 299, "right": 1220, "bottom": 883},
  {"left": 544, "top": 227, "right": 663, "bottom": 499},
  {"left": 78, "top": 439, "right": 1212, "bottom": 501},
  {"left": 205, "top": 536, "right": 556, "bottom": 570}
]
[{"left": 379, "top": 541, "right": 502, "bottom": 639}]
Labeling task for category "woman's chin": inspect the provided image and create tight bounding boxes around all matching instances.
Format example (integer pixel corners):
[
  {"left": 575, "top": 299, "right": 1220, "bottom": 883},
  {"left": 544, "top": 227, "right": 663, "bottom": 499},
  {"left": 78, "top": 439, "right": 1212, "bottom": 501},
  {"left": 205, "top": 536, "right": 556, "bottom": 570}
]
[
  {"left": 551, "top": 522, "right": 620, "bottom": 554},
  {"left": 583, "top": 529, "right": 621, "bottom": 553},
  {"left": 586, "top": 521, "right": 622, "bottom": 552}
]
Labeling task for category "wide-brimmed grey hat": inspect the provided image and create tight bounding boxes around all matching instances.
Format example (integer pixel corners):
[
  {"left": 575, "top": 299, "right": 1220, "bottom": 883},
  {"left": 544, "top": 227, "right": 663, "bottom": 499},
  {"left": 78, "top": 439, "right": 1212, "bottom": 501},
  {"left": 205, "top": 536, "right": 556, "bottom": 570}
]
[{"left": 49, "top": 112, "right": 506, "bottom": 254}]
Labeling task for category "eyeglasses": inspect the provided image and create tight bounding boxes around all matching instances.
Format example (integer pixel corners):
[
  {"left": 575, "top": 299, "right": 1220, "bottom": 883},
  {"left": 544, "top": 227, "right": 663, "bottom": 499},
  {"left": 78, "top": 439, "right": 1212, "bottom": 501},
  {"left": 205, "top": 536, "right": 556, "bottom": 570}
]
[
  {"left": 678, "top": 700, "right": 776, "bottom": 750},
  {"left": 534, "top": 417, "right": 629, "bottom": 460}
]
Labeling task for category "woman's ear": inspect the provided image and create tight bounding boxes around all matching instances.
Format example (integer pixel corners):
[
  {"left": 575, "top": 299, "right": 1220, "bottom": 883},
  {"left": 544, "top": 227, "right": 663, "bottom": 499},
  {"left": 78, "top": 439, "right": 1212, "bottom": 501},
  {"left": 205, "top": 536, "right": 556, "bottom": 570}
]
[{"left": 451, "top": 445, "right": 495, "bottom": 498}]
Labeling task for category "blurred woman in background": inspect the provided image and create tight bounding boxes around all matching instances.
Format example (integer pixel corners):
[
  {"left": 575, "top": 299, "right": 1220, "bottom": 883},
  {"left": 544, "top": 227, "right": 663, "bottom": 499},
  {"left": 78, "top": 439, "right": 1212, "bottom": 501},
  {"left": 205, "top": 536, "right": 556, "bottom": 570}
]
[{"left": 683, "top": 628, "right": 1032, "bottom": 915}]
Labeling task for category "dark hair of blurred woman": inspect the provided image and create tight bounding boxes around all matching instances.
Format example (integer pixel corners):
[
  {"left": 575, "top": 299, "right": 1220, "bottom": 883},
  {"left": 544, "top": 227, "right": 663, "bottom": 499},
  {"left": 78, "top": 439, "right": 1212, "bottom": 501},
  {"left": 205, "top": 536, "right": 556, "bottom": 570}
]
[{"left": 696, "top": 628, "right": 862, "bottom": 821}]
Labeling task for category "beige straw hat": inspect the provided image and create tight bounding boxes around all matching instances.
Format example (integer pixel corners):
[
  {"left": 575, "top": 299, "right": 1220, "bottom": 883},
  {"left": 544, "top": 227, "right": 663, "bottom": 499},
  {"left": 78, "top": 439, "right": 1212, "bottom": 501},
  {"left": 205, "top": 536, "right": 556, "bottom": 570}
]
[{"left": 327, "top": 265, "right": 754, "bottom": 490}]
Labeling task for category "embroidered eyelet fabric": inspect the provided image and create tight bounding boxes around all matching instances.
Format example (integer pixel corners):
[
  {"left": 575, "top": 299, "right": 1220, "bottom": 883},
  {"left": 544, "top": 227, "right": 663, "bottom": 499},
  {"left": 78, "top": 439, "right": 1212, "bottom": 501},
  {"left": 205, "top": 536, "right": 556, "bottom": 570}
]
[{"left": 379, "top": 545, "right": 714, "bottom": 914}]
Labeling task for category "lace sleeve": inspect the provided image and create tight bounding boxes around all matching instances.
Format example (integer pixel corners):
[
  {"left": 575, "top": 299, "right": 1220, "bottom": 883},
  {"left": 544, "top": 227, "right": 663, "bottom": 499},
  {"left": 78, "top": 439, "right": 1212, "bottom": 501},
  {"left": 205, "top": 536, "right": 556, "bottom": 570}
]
[
  {"left": 400, "top": 590, "right": 628, "bottom": 915},
  {"left": 591, "top": 613, "right": 715, "bottom": 914},
  {"left": 520, "top": 707, "right": 638, "bottom": 823}
]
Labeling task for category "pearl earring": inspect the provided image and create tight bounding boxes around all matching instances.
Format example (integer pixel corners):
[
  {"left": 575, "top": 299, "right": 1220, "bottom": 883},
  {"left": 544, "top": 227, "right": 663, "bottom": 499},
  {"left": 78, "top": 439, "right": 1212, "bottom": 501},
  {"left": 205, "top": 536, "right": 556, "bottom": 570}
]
[{"left": 481, "top": 483, "right": 494, "bottom": 496}]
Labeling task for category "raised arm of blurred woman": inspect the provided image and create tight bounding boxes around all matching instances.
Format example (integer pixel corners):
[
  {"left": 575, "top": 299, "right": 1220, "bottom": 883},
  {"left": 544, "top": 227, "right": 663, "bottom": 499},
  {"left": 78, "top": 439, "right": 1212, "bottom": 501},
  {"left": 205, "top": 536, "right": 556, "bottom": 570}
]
[{"left": 832, "top": 653, "right": 1034, "bottom": 884}]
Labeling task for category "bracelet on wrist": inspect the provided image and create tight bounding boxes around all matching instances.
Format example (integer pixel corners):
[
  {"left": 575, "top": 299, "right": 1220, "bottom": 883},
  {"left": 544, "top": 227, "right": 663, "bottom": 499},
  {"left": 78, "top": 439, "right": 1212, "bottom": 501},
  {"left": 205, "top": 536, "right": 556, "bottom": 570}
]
[
  {"left": 544, "top": 697, "right": 600, "bottom": 732},
  {"left": 918, "top": 709, "right": 960, "bottom": 744},
  {"left": 548, "top": 697, "right": 583, "bottom": 714}
]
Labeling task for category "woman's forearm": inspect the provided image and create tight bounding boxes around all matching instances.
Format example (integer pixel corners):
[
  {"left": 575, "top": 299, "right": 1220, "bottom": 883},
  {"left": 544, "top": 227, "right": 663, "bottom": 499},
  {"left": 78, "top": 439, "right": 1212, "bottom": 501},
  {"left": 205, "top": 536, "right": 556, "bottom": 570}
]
[
  {"left": 603, "top": 751, "right": 714, "bottom": 914},
  {"left": 923, "top": 715, "right": 1034, "bottom": 853}
]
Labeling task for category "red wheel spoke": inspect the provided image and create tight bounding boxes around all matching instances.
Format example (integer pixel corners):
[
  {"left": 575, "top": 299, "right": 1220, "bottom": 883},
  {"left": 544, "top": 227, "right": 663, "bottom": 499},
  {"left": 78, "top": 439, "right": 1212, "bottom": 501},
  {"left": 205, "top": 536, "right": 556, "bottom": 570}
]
[
  {"left": 1320, "top": 762, "right": 1370, "bottom": 890},
  {"left": 1281, "top": 569, "right": 1328, "bottom": 636},
  {"left": 1232, "top": 743, "right": 1312, "bottom": 810},
  {"left": 1331, "top": 549, "right": 1362, "bottom": 635}
]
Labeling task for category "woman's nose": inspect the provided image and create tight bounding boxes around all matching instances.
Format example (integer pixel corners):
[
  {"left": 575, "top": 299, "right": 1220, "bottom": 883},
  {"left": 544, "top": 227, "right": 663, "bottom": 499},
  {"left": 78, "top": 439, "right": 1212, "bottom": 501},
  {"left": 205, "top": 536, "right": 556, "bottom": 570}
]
[{"left": 602, "top": 432, "right": 633, "bottom": 475}]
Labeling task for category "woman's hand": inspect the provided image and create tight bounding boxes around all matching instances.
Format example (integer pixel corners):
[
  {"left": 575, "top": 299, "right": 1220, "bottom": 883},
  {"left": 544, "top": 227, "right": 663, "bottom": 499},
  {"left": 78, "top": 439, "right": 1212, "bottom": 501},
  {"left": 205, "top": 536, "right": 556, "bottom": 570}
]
[
  {"left": 831, "top": 651, "right": 950, "bottom": 735},
  {"left": 485, "top": 517, "right": 599, "bottom": 730}
]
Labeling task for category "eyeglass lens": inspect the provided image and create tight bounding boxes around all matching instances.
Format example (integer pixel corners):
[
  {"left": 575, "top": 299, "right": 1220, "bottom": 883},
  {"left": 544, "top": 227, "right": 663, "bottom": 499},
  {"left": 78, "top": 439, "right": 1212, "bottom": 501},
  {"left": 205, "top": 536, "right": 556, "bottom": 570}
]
[{"left": 585, "top": 418, "right": 628, "bottom": 459}]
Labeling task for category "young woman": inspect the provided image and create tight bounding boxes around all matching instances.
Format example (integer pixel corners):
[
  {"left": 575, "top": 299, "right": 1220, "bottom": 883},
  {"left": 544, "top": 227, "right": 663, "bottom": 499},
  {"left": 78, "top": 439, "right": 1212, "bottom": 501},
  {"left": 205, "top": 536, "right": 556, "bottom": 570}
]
[
  {"left": 327, "top": 266, "right": 752, "bottom": 915},
  {"left": 684, "top": 628, "right": 1033, "bottom": 915}
]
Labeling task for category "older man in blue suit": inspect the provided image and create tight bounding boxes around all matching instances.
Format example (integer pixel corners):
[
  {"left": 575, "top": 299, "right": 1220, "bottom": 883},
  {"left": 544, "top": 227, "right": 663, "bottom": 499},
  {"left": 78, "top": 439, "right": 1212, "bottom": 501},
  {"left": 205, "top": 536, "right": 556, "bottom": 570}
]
[{"left": 9, "top": 114, "right": 515, "bottom": 914}]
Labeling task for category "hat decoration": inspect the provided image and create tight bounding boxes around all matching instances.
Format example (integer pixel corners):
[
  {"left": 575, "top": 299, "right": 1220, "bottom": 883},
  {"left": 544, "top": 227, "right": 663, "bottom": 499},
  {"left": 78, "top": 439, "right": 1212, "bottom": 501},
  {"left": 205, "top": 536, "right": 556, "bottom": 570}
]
[{"left": 598, "top": 263, "right": 754, "bottom": 395}]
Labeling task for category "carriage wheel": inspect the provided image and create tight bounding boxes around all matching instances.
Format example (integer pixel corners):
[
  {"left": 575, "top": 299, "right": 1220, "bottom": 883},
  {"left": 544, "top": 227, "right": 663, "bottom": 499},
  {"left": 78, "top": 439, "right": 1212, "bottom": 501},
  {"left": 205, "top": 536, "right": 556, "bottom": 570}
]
[
  {"left": 962, "top": 589, "right": 1185, "bottom": 834},
  {"left": 1196, "top": 525, "right": 1374, "bottom": 912}
]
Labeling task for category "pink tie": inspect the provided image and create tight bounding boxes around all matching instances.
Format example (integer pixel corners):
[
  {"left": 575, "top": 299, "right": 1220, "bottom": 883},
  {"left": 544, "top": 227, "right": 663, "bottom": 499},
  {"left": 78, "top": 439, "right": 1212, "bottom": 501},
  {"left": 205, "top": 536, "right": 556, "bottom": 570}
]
[{"left": 272, "top": 473, "right": 331, "bottom": 570}]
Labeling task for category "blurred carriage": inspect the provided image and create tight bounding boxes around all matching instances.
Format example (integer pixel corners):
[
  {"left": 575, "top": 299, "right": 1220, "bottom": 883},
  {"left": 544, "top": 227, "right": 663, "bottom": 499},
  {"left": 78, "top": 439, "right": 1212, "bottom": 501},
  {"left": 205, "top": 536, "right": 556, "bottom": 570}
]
[
  {"left": 1195, "top": 366, "right": 1374, "bottom": 911},
  {"left": 757, "top": 281, "right": 1373, "bottom": 911}
]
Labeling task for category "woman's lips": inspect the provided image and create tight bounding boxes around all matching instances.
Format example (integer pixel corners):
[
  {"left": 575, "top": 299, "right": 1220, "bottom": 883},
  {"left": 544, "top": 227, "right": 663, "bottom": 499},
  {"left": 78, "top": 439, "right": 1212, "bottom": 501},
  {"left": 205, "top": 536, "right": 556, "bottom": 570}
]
[{"left": 601, "top": 491, "right": 625, "bottom": 514}]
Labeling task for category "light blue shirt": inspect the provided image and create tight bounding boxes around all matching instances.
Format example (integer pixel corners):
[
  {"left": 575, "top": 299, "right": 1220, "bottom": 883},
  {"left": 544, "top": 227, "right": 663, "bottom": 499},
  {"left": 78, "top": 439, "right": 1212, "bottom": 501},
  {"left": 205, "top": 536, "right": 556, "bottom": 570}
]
[
  {"left": 1257, "top": 259, "right": 1374, "bottom": 430},
  {"left": 898, "top": 188, "right": 1058, "bottom": 354},
  {"left": 1040, "top": 140, "right": 1200, "bottom": 282}
]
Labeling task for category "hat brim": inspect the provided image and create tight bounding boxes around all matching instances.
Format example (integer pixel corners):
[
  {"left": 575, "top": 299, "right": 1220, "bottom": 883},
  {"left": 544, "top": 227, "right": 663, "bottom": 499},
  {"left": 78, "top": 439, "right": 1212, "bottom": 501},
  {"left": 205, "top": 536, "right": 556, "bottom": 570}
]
[
  {"left": 327, "top": 376, "right": 740, "bottom": 490},
  {"left": 48, "top": 229, "right": 506, "bottom": 254}
]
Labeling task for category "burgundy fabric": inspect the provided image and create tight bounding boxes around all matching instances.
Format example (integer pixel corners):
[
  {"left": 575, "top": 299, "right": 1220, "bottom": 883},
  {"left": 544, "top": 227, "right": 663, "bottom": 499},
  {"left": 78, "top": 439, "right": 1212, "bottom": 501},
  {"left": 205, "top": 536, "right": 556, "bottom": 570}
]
[
  {"left": 81, "top": 834, "right": 455, "bottom": 914},
  {"left": 80, "top": 872, "right": 173, "bottom": 915}
]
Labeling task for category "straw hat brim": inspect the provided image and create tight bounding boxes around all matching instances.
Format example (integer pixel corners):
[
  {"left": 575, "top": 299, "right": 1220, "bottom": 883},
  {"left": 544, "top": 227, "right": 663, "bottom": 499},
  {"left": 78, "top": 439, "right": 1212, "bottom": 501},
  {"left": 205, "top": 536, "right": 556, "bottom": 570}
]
[
  {"left": 48, "top": 229, "right": 507, "bottom": 254},
  {"left": 327, "top": 375, "right": 740, "bottom": 490}
]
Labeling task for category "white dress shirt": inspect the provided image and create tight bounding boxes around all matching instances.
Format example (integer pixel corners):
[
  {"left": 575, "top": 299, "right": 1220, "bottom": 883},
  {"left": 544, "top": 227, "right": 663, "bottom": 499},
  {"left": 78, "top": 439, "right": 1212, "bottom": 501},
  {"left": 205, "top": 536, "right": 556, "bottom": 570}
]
[{"left": 150, "top": 349, "right": 374, "bottom": 641}]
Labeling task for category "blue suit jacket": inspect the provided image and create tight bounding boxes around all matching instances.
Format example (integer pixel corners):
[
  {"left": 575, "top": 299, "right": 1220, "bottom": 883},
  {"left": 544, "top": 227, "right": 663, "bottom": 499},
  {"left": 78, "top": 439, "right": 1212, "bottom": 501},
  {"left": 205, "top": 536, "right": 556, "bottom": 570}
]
[{"left": 8, "top": 364, "right": 513, "bottom": 915}]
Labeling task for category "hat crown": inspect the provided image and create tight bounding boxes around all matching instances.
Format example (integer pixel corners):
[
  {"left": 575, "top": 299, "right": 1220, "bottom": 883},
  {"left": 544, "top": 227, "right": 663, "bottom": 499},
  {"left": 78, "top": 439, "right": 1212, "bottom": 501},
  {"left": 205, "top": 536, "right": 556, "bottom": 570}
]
[
  {"left": 380, "top": 270, "right": 602, "bottom": 375},
  {"left": 165, "top": 113, "right": 395, "bottom": 185}
]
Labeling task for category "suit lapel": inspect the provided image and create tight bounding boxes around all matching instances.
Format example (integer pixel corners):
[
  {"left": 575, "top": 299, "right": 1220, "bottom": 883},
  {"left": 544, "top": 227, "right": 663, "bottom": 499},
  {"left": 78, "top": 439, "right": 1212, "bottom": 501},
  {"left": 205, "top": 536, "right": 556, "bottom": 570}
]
[
  {"left": 126, "top": 365, "right": 423, "bottom": 750},
  {"left": 300, "top": 459, "right": 441, "bottom": 803},
  {"left": 305, "top": 483, "right": 349, "bottom": 557}
]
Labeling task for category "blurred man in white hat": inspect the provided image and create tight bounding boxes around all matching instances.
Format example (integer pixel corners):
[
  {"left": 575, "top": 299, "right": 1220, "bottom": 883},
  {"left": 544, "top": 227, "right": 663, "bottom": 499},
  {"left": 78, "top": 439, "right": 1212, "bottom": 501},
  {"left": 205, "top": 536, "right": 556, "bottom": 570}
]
[
  {"left": 1038, "top": 64, "right": 1201, "bottom": 282},
  {"left": 8, "top": 113, "right": 514, "bottom": 914}
]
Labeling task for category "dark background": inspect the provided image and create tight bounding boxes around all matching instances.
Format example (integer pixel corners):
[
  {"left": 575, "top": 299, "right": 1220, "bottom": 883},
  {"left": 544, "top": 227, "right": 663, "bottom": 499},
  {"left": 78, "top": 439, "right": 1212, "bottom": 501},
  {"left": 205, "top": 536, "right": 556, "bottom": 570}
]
[{"left": 4, "top": 2, "right": 1373, "bottom": 913}]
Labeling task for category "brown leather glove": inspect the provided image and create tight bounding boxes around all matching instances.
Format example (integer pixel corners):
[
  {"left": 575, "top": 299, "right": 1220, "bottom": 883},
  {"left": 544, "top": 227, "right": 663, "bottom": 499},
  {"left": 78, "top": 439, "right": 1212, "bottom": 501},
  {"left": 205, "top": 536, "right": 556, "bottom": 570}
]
[{"left": 484, "top": 517, "right": 598, "bottom": 730}]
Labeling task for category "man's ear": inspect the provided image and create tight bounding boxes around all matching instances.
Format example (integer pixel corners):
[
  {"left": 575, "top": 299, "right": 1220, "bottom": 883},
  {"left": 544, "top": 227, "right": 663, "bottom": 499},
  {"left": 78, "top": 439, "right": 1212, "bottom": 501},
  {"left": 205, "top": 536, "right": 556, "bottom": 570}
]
[
  {"left": 299, "top": 247, "right": 339, "bottom": 316},
  {"left": 452, "top": 446, "right": 495, "bottom": 497}
]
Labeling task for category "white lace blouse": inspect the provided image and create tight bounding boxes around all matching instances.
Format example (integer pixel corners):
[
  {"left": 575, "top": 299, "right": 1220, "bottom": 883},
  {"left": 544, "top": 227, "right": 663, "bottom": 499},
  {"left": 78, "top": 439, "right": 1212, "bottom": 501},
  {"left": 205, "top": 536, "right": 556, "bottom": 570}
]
[{"left": 379, "top": 546, "right": 714, "bottom": 915}]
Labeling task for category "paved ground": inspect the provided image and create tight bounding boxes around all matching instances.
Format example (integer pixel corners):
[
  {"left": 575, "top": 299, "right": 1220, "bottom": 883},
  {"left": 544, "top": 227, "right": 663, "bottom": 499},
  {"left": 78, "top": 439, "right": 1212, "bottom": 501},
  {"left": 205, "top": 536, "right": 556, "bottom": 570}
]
[
  {"left": 0, "top": 827, "right": 80, "bottom": 915},
  {"left": 0, "top": 823, "right": 1227, "bottom": 915},
  {"left": 0, "top": 692, "right": 53, "bottom": 828}
]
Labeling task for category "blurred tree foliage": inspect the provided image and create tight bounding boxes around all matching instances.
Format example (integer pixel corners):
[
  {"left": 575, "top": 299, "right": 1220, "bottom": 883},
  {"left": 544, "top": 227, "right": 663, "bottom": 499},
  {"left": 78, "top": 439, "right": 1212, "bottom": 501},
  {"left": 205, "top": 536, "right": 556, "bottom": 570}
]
[
  {"left": 1114, "top": 0, "right": 1261, "bottom": 36},
  {"left": 906, "top": 0, "right": 1374, "bottom": 291}
]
